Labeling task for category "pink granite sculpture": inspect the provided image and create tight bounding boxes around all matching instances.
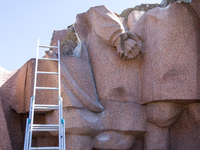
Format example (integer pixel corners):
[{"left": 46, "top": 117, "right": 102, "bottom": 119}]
[
  {"left": 74, "top": 5, "right": 145, "bottom": 150},
  {"left": 1, "top": 1, "right": 200, "bottom": 150},
  {"left": 0, "top": 97, "right": 12, "bottom": 150},
  {"left": 130, "top": 3, "right": 200, "bottom": 150},
  {"left": 69, "top": 3, "right": 200, "bottom": 149}
]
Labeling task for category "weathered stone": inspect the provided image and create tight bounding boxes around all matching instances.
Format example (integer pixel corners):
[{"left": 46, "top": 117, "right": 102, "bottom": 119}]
[
  {"left": 1, "top": 2, "right": 200, "bottom": 150},
  {"left": 146, "top": 102, "right": 183, "bottom": 128},
  {"left": 128, "top": 3, "right": 200, "bottom": 150},
  {"left": 127, "top": 10, "right": 145, "bottom": 31},
  {"left": 50, "top": 28, "right": 67, "bottom": 53},
  {"left": 60, "top": 26, "right": 78, "bottom": 55},
  {"left": 120, "top": 4, "right": 160, "bottom": 17},
  {"left": 120, "top": 8, "right": 135, "bottom": 17},
  {"left": 0, "top": 62, "right": 34, "bottom": 150},
  {"left": 130, "top": 3, "right": 200, "bottom": 104},
  {"left": 0, "top": 97, "right": 12, "bottom": 150},
  {"left": 191, "top": 0, "right": 200, "bottom": 17},
  {"left": 160, "top": 0, "right": 193, "bottom": 7},
  {"left": 74, "top": 5, "right": 145, "bottom": 149},
  {"left": 132, "top": 4, "right": 160, "bottom": 12},
  {"left": 50, "top": 26, "right": 78, "bottom": 55}
]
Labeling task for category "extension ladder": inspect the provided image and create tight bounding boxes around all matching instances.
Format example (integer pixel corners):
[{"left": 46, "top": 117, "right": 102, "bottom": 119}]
[{"left": 23, "top": 39, "right": 66, "bottom": 150}]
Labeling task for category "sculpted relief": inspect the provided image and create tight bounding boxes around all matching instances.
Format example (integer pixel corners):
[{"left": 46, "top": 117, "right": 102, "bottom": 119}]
[{"left": 1, "top": 1, "right": 200, "bottom": 150}]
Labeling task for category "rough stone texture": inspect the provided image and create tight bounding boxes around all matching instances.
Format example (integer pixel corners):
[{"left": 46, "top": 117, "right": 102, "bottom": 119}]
[
  {"left": 50, "top": 26, "right": 78, "bottom": 55},
  {"left": 0, "top": 61, "right": 35, "bottom": 150},
  {"left": 160, "top": 0, "right": 193, "bottom": 7},
  {"left": 0, "top": 97, "right": 12, "bottom": 150},
  {"left": 191, "top": 0, "right": 200, "bottom": 17},
  {"left": 75, "top": 6, "right": 142, "bottom": 104},
  {"left": 1, "top": 2, "right": 200, "bottom": 150},
  {"left": 120, "top": 4, "right": 160, "bottom": 17},
  {"left": 127, "top": 11, "right": 145, "bottom": 32},
  {"left": 146, "top": 102, "right": 184, "bottom": 128},
  {"left": 170, "top": 109, "right": 200, "bottom": 150},
  {"left": 74, "top": 5, "right": 145, "bottom": 149},
  {"left": 66, "top": 135, "right": 92, "bottom": 150},
  {"left": 0, "top": 66, "right": 25, "bottom": 150},
  {"left": 0, "top": 66, "right": 17, "bottom": 86},
  {"left": 60, "top": 26, "right": 78, "bottom": 55},
  {"left": 128, "top": 3, "right": 200, "bottom": 150},
  {"left": 120, "top": 8, "right": 135, "bottom": 17},
  {"left": 130, "top": 3, "right": 200, "bottom": 104},
  {"left": 50, "top": 28, "right": 68, "bottom": 53}
]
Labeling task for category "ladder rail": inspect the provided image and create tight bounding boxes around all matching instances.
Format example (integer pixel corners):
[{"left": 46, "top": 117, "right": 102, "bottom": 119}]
[
  {"left": 58, "top": 40, "right": 61, "bottom": 97},
  {"left": 28, "top": 97, "right": 33, "bottom": 121},
  {"left": 63, "top": 119, "right": 66, "bottom": 150},
  {"left": 26, "top": 97, "right": 33, "bottom": 150},
  {"left": 59, "top": 98, "right": 61, "bottom": 150},
  {"left": 33, "top": 39, "right": 40, "bottom": 97},
  {"left": 29, "top": 38, "right": 40, "bottom": 149},
  {"left": 23, "top": 118, "right": 30, "bottom": 150},
  {"left": 24, "top": 39, "right": 65, "bottom": 150},
  {"left": 29, "top": 97, "right": 35, "bottom": 149},
  {"left": 58, "top": 40, "right": 61, "bottom": 149}
]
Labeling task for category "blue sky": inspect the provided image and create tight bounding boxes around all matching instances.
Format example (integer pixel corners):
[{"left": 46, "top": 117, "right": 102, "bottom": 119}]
[{"left": 0, "top": 0, "right": 161, "bottom": 71}]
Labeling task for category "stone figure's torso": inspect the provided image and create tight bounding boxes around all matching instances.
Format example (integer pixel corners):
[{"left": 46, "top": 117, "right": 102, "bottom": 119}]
[{"left": 87, "top": 31, "right": 142, "bottom": 103}]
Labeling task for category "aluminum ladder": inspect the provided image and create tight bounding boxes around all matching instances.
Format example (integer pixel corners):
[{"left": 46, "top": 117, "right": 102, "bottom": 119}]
[{"left": 23, "top": 39, "right": 66, "bottom": 150}]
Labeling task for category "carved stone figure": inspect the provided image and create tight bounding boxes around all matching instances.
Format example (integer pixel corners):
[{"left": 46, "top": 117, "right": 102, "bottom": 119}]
[
  {"left": 160, "top": 0, "right": 193, "bottom": 7},
  {"left": 1, "top": 1, "right": 200, "bottom": 150},
  {"left": 73, "top": 5, "right": 145, "bottom": 150}
]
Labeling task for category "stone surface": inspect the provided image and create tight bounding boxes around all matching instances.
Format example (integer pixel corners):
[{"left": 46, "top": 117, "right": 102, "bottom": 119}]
[
  {"left": 191, "top": 0, "right": 200, "bottom": 17},
  {"left": 50, "top": 26, "right": 79, "bottom": 55},
  {"left": 146, "top": 102, "right": 183, "bottom": 128},
  {"left": 0, "top": 61, "right": 35, "bottom": 150},
  {"left": 130, "top": 3, "right": 200, "bottom": 104},
  {"left": 120, "top": 4, "right": 160, "bottom": 17},
  {"left": 120, "top": 8, "right": 135, "bottom": 17},
  {"left": 93, "top": 131, "right": 135, "bottom": 150},
  {"left": 1, "top": 2, "right": 200, "bottom": 150},
  {"left": 0, "top": 97, "right": 12, "bottom": 150},
  {"left": 50, "top": 28, "right": 68, "bottom": 53},
  {"left": 127, "top": 10, "right": 145, "bottom": 32},
  {"left": 60, "top": 26, "right": 78, "bottom": 55},
  {"left": 74, "top": 5, "right": 145, "bottom": 149},
  {"left": 160, "top": 0, "right": 193, "bottom": 7},
  {"left": 170, "top": 109, "right": 200, "bottom": 150}
]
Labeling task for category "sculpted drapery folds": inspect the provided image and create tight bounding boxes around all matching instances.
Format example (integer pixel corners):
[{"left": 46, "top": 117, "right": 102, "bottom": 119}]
[{"left": 1, "top": 1, "right": 200, "bottom": 150}]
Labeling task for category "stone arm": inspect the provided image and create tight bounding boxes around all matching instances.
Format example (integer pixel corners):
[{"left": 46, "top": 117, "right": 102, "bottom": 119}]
[{"left": 87, "top": 5, "right": 142, "bottom": 59}]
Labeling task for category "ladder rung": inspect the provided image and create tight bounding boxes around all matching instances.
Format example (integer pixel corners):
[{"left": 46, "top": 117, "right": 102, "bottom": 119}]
[
  {"left": 32, "top": 124, "right": 59, "bottom": 131},
  {"left": 37, "top": 71, "right": 58, "bottom": 75},
  {"left": 38, "top": 58, "right": 58, "bottom": 61},
  {"left": 31, "top": 147, "right": 59, "bottom": 150},
  {"left": 34, "top": 104, "right": 59, "bottom": 110},
  {"left": 36, "top": 87, "right": 59, "bottom": 90},
  {"left": 39, "top": 45, "right": 58, "bottom": 49}
]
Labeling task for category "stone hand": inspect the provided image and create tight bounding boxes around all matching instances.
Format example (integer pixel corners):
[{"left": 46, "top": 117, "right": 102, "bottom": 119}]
[{"left": 114, "top": 31, "right": 142, "bottom": 60}]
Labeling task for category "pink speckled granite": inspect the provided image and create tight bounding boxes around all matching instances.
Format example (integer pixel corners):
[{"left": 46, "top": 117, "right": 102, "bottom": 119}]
[
  {"left": 0, "top": 62, "right": 34, "bottom": 150},
  {"left": 132, "top": 3, "right": 200, "bottom": 104},
  {"left": 50, "top": 29, "right": 68, "bottom": 53},
  {"left": 74, "top": 5, "right": 146, "bottom": 150},
  {"left": 75, "top": 5, "right": 143, "bottom": 104},
  {"left": 1, "top": 3, "right": 200, "bottom": 150},
  {"left": 129, "top": 3, "right": 200, "bottom": 150},
  {"left": 191, "top": 0, "right": 200, "bottom": 17},
  {"left": 0, "top": 97, "right": 12, "bottom": 150}
]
